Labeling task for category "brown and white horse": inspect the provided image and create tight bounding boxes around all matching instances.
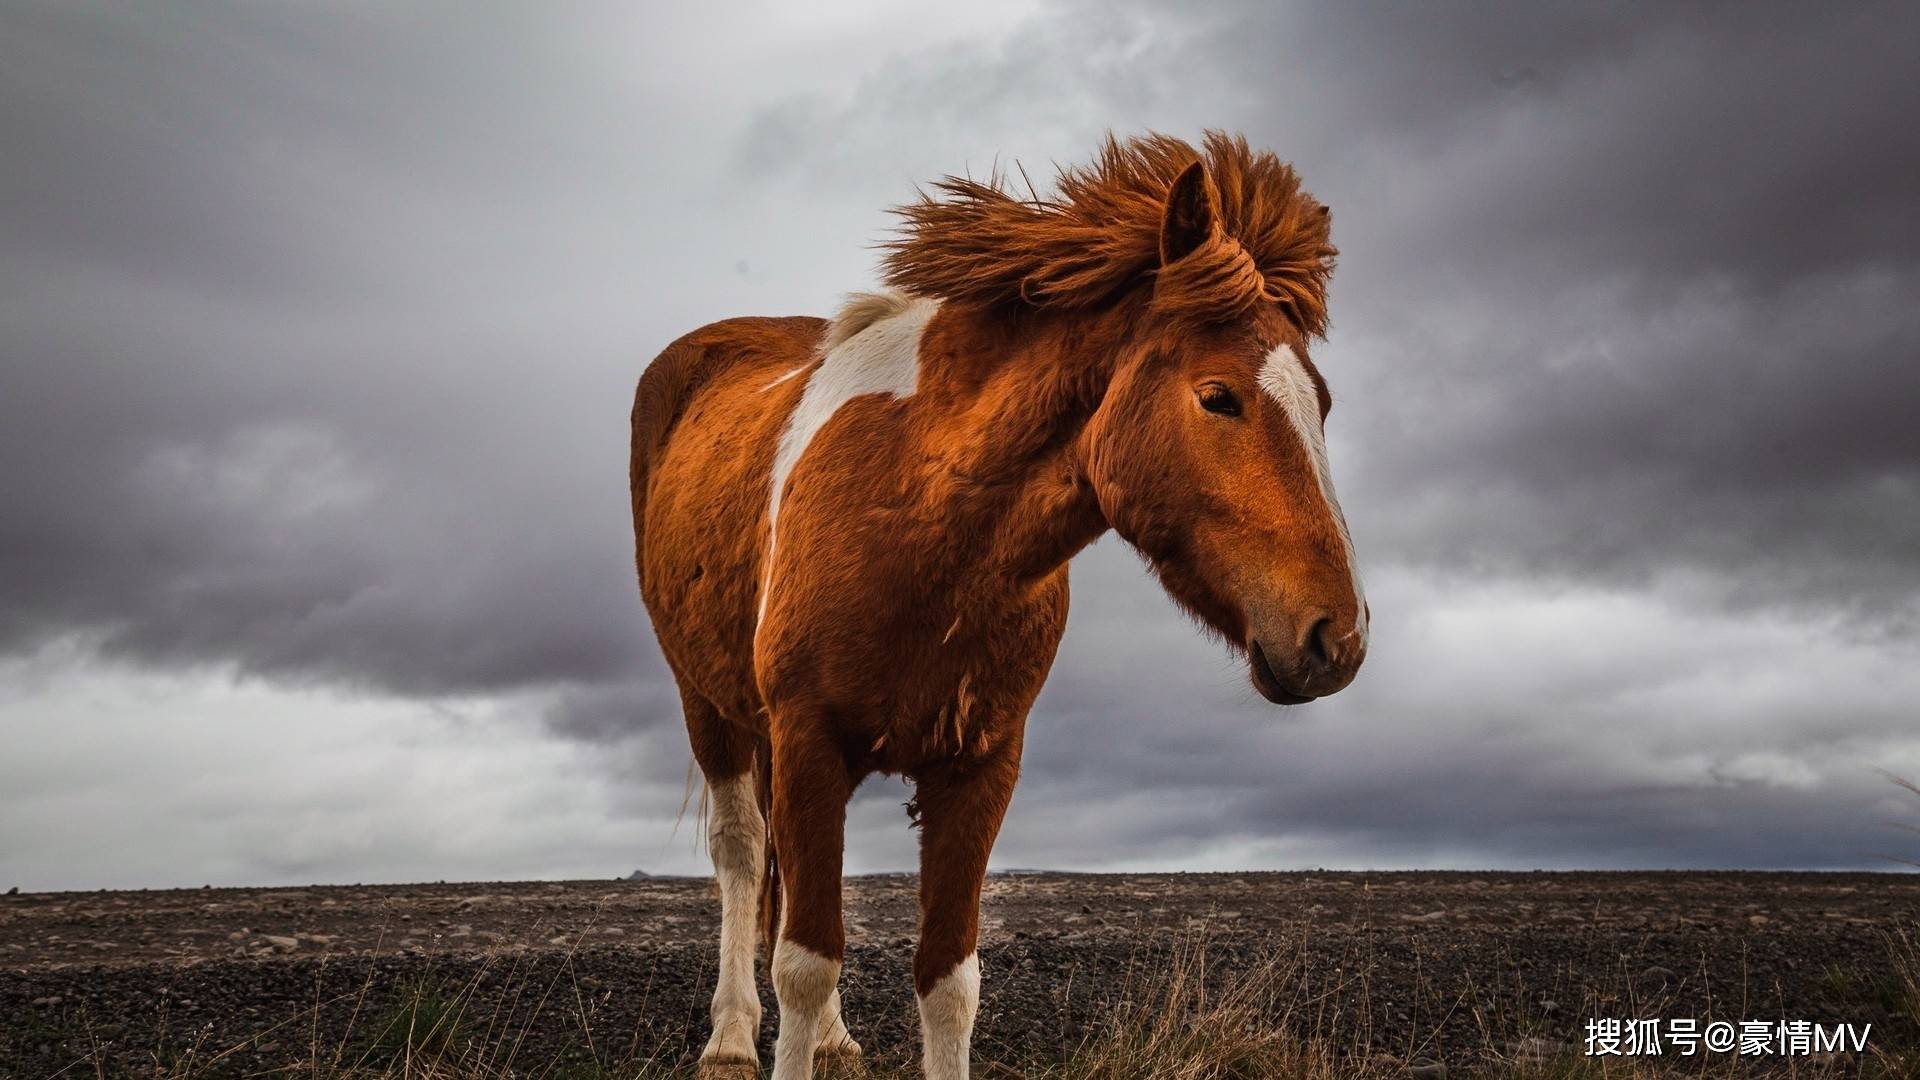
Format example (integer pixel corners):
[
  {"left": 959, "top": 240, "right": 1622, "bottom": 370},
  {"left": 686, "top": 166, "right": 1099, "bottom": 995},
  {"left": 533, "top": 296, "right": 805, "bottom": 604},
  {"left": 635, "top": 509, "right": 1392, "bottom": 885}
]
[{"left": 630, "top": 132, "right": 1367, "bottom": 1079}]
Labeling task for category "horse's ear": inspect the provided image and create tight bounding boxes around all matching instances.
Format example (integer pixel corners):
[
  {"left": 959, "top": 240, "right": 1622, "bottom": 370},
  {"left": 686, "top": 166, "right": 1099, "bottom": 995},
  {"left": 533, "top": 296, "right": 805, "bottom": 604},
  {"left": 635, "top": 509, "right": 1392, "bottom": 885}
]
[{"left": 1159, "top": 160, "right": 1217, "bottom": 266}]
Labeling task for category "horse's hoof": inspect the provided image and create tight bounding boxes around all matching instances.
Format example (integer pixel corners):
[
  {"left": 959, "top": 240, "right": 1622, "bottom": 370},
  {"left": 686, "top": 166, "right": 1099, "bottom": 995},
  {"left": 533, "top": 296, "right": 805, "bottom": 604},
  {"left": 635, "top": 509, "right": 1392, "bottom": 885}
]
[
  {"left": 818, "top": 1031, "right": 863, "bottom": 1057},
  {"left": 814, "top": 1044, "right": 867, "bottom": 1077},
  {"left": 697, "top": 1056, "right": 760, "bottom": 1079}
]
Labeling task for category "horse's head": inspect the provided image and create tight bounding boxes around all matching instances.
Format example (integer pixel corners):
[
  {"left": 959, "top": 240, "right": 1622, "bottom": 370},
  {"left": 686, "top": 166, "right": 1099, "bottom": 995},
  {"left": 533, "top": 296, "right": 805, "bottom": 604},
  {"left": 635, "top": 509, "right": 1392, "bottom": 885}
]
[{"left": 1086, "top": 160, "right": 1367, "bottom": 704}]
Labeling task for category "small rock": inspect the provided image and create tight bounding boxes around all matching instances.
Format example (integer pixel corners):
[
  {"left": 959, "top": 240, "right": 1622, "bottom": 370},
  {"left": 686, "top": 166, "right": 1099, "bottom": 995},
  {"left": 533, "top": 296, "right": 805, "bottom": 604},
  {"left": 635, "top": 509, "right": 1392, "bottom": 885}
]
[
  {"left": 31, "top": 996, "right": 63, "bottom": 1008},
  {"left": 262, "top": 935, "right": 300, "bottom": 952},
  {"left": 1747, "top": 914, "right": 1770, "bottom": 927}
]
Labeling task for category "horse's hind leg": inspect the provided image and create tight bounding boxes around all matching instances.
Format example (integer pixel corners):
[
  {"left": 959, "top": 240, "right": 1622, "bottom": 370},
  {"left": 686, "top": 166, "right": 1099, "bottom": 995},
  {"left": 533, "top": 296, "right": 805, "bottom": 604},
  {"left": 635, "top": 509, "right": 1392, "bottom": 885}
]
[{"left": 684, "top": 691, "right": 765, "bottom": 1076}]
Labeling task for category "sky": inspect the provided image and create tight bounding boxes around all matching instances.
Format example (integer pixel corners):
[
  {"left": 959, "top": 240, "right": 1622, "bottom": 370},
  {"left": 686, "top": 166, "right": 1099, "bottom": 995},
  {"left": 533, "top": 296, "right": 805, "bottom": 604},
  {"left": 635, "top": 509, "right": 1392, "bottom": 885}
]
[{"left": 2, "top": 1, "right": 1917, "bottom": 890}]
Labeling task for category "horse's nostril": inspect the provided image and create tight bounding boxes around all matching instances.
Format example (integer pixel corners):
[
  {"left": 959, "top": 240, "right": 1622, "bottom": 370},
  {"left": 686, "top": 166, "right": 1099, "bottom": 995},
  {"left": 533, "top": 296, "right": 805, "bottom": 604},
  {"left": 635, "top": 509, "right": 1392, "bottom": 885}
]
[{"left": 1303, "top": 616, "right": 1334, "bottom": 670}]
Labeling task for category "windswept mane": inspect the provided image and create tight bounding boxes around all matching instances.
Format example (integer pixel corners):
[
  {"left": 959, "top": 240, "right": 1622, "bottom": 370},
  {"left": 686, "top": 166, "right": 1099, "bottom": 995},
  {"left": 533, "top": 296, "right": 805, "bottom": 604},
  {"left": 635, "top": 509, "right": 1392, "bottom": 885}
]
[{"left": 883, "top": 131, "right": 1336, "bottom": 336}]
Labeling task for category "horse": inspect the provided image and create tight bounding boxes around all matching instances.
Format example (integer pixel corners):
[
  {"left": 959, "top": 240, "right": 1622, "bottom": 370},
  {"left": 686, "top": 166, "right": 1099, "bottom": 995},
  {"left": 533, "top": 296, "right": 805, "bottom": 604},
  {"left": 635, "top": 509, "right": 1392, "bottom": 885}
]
[{"left": 629, "top": 131, "right": 1368, "bottom": 1080}]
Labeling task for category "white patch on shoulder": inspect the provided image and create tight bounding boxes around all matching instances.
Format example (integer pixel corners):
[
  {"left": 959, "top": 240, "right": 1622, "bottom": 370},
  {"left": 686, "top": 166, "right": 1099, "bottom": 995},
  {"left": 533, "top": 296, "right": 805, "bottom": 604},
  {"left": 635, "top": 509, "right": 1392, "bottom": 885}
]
[
  {"left": 917, "top": 952, "right": 980, "bottom": 1080},
  {"left": 1257, "top": 343, "right": 1368, "bottom": 644},
  {"left": 759, "top": 292, "right": 939, "bottom": 623}
]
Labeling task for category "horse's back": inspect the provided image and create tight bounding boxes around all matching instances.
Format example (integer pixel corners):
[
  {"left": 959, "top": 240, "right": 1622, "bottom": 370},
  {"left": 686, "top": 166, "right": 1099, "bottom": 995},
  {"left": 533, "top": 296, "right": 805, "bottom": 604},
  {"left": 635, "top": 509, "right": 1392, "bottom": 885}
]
[{"left": 632, "top": 315, "right": 825, "bottom": 725}]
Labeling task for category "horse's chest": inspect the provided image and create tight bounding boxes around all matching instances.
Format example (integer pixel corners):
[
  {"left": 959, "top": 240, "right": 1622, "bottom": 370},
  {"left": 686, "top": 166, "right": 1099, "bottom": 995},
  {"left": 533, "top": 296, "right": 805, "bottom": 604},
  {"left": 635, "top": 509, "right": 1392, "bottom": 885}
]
[{"left": 758, "top": 560, "right": 1069, "bottom": 766}]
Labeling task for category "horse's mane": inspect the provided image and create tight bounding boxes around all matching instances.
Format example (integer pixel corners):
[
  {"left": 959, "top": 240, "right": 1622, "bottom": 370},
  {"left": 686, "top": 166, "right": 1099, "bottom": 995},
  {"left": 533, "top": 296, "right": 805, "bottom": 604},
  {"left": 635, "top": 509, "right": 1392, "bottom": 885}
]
[{"left": 882, "top": 131, "right": 1336, "bottom": 336}]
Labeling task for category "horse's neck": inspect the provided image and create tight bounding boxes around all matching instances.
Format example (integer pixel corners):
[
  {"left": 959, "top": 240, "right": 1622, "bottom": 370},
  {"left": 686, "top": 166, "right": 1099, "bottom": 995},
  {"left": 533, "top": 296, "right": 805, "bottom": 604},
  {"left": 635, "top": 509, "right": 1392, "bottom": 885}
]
[{"left": 921, "top": 307, "right": 1127, "bottom": 579}]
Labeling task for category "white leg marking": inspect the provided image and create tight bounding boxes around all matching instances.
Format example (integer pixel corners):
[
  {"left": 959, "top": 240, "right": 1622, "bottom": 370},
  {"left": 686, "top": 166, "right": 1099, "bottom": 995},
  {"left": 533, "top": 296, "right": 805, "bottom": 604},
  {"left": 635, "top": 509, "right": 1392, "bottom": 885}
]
[
  {"left": 771, "top": 940, "right": 841, "bottom": 1080},
  {"left": 702, "top": 774, "right": 765, "bottom": 1066},
  {"left": 1257, "top": 343, "right": 1368, "bottom": 644},
  {"left": 758, "top": 293, "right": 939, "bottom": 626},
  {"left": 918, "top": 952, "right": 981, "bottom": 1080}
]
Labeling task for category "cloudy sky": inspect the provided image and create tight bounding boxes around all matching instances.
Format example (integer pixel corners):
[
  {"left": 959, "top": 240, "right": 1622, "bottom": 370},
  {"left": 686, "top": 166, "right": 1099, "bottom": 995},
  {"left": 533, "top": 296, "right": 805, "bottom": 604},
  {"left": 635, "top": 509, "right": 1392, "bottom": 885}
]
[{"left": 3, "top": 1, "right": 1917, "bottom": 890}]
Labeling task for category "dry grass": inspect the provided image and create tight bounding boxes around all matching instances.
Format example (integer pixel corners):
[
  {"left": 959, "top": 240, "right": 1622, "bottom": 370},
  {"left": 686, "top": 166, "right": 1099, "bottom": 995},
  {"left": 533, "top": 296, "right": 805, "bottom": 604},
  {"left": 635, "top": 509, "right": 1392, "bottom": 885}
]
[
  {"left": 53, "top": 930, "right": 1915, "bottom": 1080},
  {"left": 1015, "top": 938, "right": 1382, "bottom": 1080}
]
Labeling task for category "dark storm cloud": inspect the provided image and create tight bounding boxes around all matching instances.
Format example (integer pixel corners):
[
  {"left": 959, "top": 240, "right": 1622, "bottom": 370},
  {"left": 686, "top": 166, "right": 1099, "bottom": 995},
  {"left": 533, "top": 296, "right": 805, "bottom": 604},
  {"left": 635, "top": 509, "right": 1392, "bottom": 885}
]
[
  {"left": 1212, "top": 2, "right": 1920, "bottom": 616},
  {"left": 737, "top": 0, "right": 1920, "bottom": 620},
  {"left": 0, "top": 2, "right": 676, "bottom": 694},
  {"left": 3, "top": 0, "right": 1919, "bottom": 881}
]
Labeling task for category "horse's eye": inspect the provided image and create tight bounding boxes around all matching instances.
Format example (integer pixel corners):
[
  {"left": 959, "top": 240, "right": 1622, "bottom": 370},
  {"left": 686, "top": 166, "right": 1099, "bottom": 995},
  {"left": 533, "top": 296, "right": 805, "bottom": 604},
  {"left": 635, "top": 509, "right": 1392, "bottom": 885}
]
[{"left": 1197, "top": 384, "right": 1241, "bottom": 417}]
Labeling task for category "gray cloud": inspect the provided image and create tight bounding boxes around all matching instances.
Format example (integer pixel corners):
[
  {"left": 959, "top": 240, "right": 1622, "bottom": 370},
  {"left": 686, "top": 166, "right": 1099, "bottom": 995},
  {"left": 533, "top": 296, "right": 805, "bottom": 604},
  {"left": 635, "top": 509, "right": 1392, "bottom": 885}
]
[
  {"left": 2, "top": 0, "right": 1918, "bottom": 885},
  {"left": 731, "top": 0, "right": 1920, "bottom": 618}
]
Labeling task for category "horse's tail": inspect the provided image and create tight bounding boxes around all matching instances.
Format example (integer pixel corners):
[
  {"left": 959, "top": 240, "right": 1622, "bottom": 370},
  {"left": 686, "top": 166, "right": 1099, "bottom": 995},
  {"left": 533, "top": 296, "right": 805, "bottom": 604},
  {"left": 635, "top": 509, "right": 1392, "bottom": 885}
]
[
  {"left": 755, "top": 735, "right": 780, "bottom": 961},
  {"left": 628, "top": 353, "right": 668, "bottom": 577},
  {"left": 630, "top": 327, "right": 735, "bottom": 576},
  {"left": 629, "top": 339, "right": 693, "bottom": 576}
]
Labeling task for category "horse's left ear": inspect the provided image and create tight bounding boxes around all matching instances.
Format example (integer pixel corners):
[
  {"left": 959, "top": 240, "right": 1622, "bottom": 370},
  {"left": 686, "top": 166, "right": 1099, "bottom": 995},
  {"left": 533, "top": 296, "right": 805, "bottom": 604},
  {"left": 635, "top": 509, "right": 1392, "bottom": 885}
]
[{"left": 1159, "top": 160, "right": 1218, "bottom": 266}]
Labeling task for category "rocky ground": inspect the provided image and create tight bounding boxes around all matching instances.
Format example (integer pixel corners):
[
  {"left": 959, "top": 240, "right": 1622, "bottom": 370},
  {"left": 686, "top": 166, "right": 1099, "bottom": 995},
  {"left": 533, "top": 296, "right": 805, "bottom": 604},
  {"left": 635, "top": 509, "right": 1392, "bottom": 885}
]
[{"left": 2, "top": 872, "right": 1916, "bottom": 1076}]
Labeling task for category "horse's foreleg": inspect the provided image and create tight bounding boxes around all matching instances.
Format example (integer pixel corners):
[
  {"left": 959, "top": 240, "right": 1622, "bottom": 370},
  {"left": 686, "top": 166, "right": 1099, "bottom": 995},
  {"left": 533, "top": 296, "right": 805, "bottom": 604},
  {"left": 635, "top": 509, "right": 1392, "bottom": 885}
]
[
  {"left": 768, "top": 721, "right": 855, "bottom": 1080},
  {"left": 911, "top": 751, "right": 1019, "bottom": 1080}
]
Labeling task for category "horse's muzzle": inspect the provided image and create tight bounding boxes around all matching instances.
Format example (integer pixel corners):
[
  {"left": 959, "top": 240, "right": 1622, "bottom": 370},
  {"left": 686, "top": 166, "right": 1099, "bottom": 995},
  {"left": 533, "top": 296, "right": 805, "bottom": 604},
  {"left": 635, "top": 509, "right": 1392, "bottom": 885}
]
[
  {"left": 1248, "top": 619, "right": 1364, "bottom": 705},
  {"left": 1248, "top": 640, "right": 1316, "bottom": 705}
]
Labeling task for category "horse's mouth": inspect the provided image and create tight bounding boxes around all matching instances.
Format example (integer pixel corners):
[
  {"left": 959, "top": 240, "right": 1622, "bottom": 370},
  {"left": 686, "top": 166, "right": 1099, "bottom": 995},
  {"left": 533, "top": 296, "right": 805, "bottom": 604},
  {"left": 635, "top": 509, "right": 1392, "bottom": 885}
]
[{"left": 1249, "top": 641, "right": 1316, "bottom": 706}]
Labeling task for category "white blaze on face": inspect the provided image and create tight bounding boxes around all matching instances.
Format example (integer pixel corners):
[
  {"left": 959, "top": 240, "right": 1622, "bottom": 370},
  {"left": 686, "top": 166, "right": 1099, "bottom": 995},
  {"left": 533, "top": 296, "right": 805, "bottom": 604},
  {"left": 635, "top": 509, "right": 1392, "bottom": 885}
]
[
  {"left": 760, "top": 294, "right": 939, "bottom": 625},
  {"left": 1256, "top": 343, "right": 1368, "bottom": 645}
]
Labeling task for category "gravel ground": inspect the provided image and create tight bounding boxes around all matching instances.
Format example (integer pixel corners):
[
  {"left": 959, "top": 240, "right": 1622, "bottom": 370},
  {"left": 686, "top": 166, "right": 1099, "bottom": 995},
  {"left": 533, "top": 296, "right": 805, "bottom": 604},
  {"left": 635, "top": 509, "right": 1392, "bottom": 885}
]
[{"left": 3, "top": 871, "right": 1916, "bottom": 1076}]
